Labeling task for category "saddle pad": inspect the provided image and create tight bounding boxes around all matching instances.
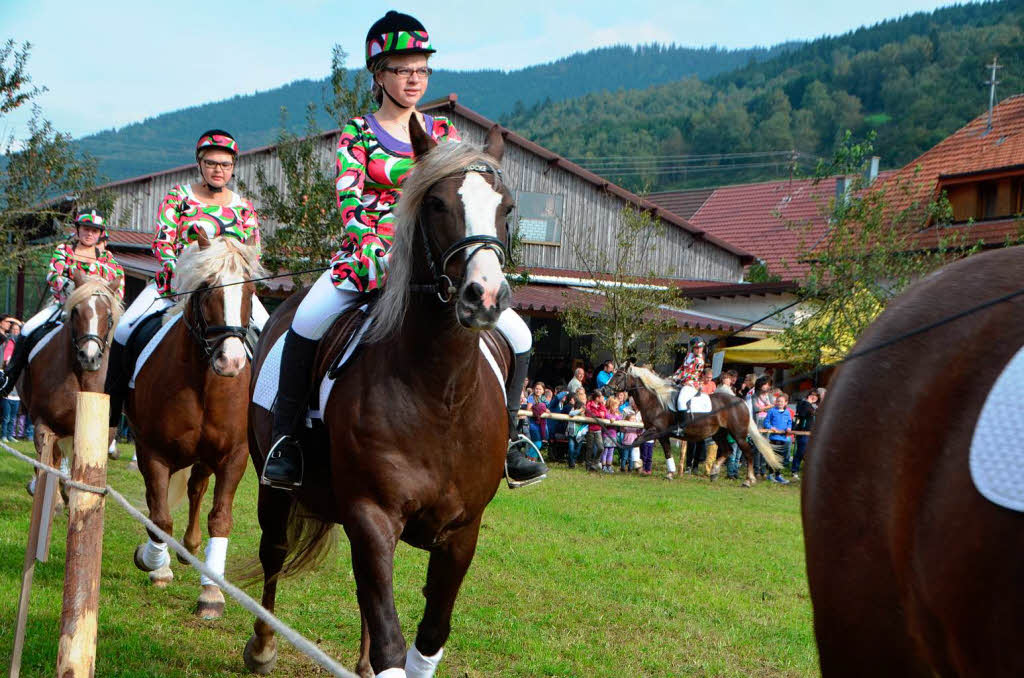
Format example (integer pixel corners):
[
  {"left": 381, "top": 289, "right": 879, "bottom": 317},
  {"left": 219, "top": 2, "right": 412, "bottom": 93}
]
[
  {"left": 689, "top": 393, "right": 712, "bottom": 413},
  {"left": 28, "top": 324, "right": 63, "bottom": 363},
  {"left": 970, "top": 343, "right": 1024, "bottom": 512},
  {"left": 129, "top": 315, "right": 181, "bottom": 389}
]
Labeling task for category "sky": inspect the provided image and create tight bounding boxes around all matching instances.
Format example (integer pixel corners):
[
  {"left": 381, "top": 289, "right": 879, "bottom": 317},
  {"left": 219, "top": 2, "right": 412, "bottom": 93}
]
[{"left": 2, "top": 0, "right": 968, "bottom": 139}]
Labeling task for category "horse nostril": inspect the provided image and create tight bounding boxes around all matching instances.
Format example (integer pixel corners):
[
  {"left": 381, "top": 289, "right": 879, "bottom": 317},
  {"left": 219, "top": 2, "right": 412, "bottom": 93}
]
[{"left": 463, "top": 282, "right": 484, "bottom": 304}]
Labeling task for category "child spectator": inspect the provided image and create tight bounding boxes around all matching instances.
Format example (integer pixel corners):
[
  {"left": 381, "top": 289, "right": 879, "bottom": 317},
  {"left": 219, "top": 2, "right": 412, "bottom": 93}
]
[
  {"left": 700, "top": 368, "right": 716, "bottom": 395},
  {"left": 584, "top": 390, "right": 609, "bottom": 472},
  {"left": 791, "top": 390, "right": 819, "bottom": 479},
  {"left": 621, "top": 403, "right": 641, "bottom": 472},
  {"left": 565, "top": 388, "right": 587, "bottom": 469},
  {"left": 639, "top": 439, "right": 655, "bottom": 475},
  {"left": 602, "top": 395, "right": 622, "bottom": 473},
  {"left": 526, "top": 381, "right": 548, "bottom": 453},
  {"left": 763, "top": 392, "right": 793, "bottom": 485},
  {"left": 752, "top": 376, "right": 774, "bottom": 480}
]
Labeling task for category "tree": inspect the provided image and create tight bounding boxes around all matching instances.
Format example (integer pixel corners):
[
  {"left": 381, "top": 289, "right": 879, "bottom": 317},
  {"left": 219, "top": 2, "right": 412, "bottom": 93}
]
[
  {"left": 240, "top": 44, "right": 375, "bottom": 284},
  {"left": 0, "top": 40, "right": 43, "bottom": 115},
  {"left": 558, "top": 204, "right": 687, "bottom": 365}
]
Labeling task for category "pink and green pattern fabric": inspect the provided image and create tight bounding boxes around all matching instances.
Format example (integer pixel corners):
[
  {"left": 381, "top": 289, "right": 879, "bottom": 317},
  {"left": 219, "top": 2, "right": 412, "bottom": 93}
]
[
  {"left": 46, "top": 242, "right": 125, "bottom": 304},
  {"left": 366, "top": 30, "right": 433, "bottom": 63},
  {"left": 331, "top": 115, "right": 459, "bottom": 292},
  {"left": 75, "top": 210, "right": 106, "bottom": 230},
  {"left": 196, "top": 133, "right": 238, "bottom": 155},
  {"left": 152, "top": 184, "right": 261, "bottom": 295}
]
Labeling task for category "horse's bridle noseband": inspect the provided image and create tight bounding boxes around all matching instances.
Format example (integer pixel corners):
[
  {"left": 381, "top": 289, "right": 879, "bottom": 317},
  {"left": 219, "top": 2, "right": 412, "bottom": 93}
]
[
  {"left": 185, "top": 286, "right": 250, "bottom": 359},
  {"left": 410, "top": 163, "right": 509, "bottom": 304},
  {"left": 71, "top": 291, "right": 115, "bottom": 357}
]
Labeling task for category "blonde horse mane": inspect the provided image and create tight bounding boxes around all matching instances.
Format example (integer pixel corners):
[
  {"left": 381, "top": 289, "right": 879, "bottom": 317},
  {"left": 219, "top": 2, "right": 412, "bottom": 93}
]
[
  {"left": 366, "top": 139, "right": 503, "bottom": 342},
  {"left": 167, "top": 236, "right": 265, "bottom": 315},
  {"left": 628, "top": 364, "right": 675, "bottom": 409},
  {"left": 64, "top": 276, "right": 124, "bottom": 326}
]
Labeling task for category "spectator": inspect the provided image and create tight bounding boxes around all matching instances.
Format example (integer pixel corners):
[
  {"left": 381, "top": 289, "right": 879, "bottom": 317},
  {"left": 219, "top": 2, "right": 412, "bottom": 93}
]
[
  {"left": 621, "top": 402, "right": 642, "bottom": 472},
  {"left": 752, "top": 376, "right": 774, "bottom": 480},
  {"left": 602, "top": 395, "right": 622, "bottom": 473},
  {"left": 639, "top": 438, "right": 655, "bottom": 475},
  {"left": 763, "top": 392, "right": 793, "bottom": 485},
  {"left": 567, "top": 367, "right": 584, "bottom": 396},
  {"left": 584, "top": 390, "right": 609, "bottom": 472},
  {"left": 716, "top": 370, "right": 738, "bottom": 395},
  {"left": 565, "top": 388, "right": 587, "bottom": 469},
  {"left": 1, "top": 318, "right": 20, "bottom": 443},
  {"left": 595, "top": 360, "right": 615, "bottom": 389},
  {"left": 791, "top": 390, "right": 819, "bottom": 479},
  {"left": 738, "top": 373, "right": 756, "bottom": 399},
  {"left": 525, "top": 381, "right": 548, "bottom": 452},
  {"left": 699, "top": 368, "right": 716, "bottom": 395}
]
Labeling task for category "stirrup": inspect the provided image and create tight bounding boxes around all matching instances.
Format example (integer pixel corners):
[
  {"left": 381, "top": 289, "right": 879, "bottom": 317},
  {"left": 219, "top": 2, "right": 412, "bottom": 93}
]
[
  {"left": 505, "top": 435, "right": 547, "bottom": 490},
  {"left": 260, "top": 435, "right": 304, "bottom": 490}
]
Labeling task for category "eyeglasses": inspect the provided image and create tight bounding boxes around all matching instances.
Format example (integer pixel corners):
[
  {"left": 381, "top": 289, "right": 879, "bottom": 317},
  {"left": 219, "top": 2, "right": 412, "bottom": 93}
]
[
  {"left": 201, "top": 159, "right": 235, "bottom": 170},
  {"left": 382, "top": 66, "right": 432, "bottom": 79}
]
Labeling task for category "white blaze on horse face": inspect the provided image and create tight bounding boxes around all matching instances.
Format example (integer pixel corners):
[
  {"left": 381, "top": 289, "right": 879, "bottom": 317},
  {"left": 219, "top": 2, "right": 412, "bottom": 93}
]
[
  {"left": 217, "top": 274, "right": 246, "bottom": 372},
  {"left": 458, "top": 172, "right": 507, "bottom": 309},
  {"left": 82, "top": 296, "right": 101, "bottom": 361}
]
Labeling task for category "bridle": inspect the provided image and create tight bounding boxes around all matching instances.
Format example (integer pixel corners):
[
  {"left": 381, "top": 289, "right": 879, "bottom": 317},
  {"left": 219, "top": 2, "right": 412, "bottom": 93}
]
[
  {"left": 185, "top": 285, "right": 249, "bottom": 359},
  {"left": 409, "top": 163, "right": 509, "bottom": 304},
  {"left": 70, "top": 291, "right": 115, "bottom": 358}
]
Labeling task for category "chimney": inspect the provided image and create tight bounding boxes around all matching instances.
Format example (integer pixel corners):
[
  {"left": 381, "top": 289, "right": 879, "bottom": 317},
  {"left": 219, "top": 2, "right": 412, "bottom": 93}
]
[{"left": 864, "top": 156, "right": 880, "bottom": 185}]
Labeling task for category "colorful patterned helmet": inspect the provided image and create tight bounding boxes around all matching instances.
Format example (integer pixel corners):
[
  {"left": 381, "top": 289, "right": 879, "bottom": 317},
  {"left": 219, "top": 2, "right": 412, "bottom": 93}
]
[
  {"left": 75, "top": 208, "right": 107, "bottom": 233},
  {"left": 195, "top": 129, "right": 238, "bottom": 160},
  {"left": 365, "top": 11, "right": 435, "bottom": 69},
  {"left": 689, "top": 337, "right": 706, "bottom": 350}
]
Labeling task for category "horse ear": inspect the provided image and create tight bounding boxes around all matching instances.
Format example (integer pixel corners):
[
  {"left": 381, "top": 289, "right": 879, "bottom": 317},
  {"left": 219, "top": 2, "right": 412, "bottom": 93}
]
[
  {"left": 196, "top": 229, "right": 211, "bottom": 249},
  {"left": 484, "top": 124, "right": 504, "bottom": 163},
  {"left": 410, "top": 114, "right": 436, "bottom": 159}
]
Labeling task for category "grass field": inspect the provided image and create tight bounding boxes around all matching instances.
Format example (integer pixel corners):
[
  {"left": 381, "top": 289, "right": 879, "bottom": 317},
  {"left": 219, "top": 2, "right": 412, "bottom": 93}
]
[{"left": 0, "top": 440, "right": 818, "bottom": 677}]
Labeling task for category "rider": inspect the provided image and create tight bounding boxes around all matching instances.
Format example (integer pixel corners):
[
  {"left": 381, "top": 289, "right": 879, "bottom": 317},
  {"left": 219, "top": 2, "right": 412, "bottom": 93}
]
[
  {"left": 671, "top": 337, "right": 706, "bottom": 432},
  {"left": 0, "top": 208, "right": 125, "bottom": 396},
  {"left": 104, "top": 129, "right": 268, "bottom": 428},
  {"left": 260, "top": 11, "right": 548, "bottom": 489}
]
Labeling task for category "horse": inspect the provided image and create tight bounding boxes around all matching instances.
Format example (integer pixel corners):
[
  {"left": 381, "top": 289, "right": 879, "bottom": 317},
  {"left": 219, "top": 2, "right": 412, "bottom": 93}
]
[
  {"left": 126, "top": 232, "right": 263, "bottom": 619},
  {"left": 603, "top": 363, "right": 782, "bottom": 486},
  {"left": 802, "top": 245, "right": 1024, "bottom": 676},
  {"left": 19, "top": 270, "right": 123, "bottom": 498},
  {"left": 243, "top": 123, "right": 517, "bottom": 677}
]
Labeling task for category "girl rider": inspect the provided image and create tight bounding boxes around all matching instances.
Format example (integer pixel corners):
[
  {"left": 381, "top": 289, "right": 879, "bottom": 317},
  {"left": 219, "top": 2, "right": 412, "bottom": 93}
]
[
  {"left": 671, "top": 337, "right": 706, "bottom": 431},
  {"left": 260, "top": 11, "right": 548, "bottom": 489},
  {"left": 104, "top": 130, "right": 268, "bottom": 427},
  {"left": 0, "top": 209, "right": 125, "bottom": 396}
]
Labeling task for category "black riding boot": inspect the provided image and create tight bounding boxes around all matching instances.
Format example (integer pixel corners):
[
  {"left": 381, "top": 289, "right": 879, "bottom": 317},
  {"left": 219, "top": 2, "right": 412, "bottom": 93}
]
[
  {"left": 0, "top": 336, "right": 29, "bottom": 399},
  {"left": 104, "top": 341, "right": 129, "bottom": 428},
  {"left": 674, "top": 408, "right": 691, "bottom": 436},
  {"left": 261, "top": 331, "right": 318, "bottom": 489},
  {"left": 504, "top": 350, "right": 548, "bottom": 488}
]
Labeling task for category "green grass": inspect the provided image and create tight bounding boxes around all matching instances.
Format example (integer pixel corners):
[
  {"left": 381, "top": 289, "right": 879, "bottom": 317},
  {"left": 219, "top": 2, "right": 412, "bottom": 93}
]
[{"left": 0, "top": 441, "right": 818, "bottom": 677}]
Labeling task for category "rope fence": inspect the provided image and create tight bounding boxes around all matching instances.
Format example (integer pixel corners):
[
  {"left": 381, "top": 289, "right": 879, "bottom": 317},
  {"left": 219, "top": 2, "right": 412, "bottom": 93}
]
[{"left": 516, "top": 409, "right": 811, "bottom": 436}]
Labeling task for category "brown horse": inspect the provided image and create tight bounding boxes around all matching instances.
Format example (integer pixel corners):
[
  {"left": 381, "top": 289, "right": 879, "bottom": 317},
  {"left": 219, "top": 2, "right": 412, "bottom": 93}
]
[
  {"left": 802, "top": 246, "right": 1024, "bottom": 677},
  {"left": 127, "top": 232, "right": 263, "bottom": 619},
  {"left": 19, "top": 271, "right": 122, "bottom": 493},
  {"left": 604, "top": 363, "right": 781, "bottom": 486},
  {"left": 244, "top": 124, "right": 516, "bottom": 677}
]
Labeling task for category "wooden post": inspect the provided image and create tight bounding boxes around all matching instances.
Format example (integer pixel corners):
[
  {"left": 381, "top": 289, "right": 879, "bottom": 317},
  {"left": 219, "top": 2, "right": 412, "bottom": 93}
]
[
  {"left": 9, "top": 444, "right": 58, "bottom": 678},
  {"left": 56, "top": 393, "right": 109, "bottom": 678}
]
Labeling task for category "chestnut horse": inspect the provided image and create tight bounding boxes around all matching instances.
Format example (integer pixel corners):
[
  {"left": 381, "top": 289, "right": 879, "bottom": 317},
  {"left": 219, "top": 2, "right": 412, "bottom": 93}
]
[
  {"left": 19, "top": 271, "right": 122, "bottom": 492},
  {"left": 803, "top": 246, "right": 1024, "bottom": 676},
  {"left": 127, "top": 232, "right": 263, "bottom": 619},
  {"left": 244, "top": 124, "right": 515, "bottom": 677},
  {"left": 604, "top": 363, "right": 782, "bottom": 486}
]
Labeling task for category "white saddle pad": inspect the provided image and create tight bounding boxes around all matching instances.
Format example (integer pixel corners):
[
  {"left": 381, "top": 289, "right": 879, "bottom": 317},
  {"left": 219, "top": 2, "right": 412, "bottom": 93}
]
[
  {"left": 129, "top": 315, "right": 181, "bottom": 389},
  {"left": 970, "top": 343, "right": 1024, "bottom": 512},
  {"left": 28, "top": 324, "right": 63, "bottom": 363},
  {"left": 689, "top": 393, "right": 712, "bottom": 413}
]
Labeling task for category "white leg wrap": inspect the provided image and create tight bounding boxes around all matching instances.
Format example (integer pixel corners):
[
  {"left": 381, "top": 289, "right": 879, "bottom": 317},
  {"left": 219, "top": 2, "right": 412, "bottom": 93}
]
[
  {"left": 142, "top": 538, "right": 170, "bottom": 570},
  {"left": 666, "top": 457, "right": 677, "bottom": 474},
  {"left": 495, "top": 308, "right": 532, "bottom": 353},
  {"left": 375, "top": 669, "right": 407, "bottom": 678},
  {"left": 405, "top": 646, "right": 444, "bottom": 678},
  {"left": 199, "top": 536, "right": 228, "bottom": 587}
]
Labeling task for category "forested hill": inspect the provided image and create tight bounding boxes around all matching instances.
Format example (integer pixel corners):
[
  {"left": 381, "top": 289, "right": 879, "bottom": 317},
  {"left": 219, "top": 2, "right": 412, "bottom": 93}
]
[
  {"left": 78, "top": 42, "right": 796, "bottom": 182},
  {"left": 501, "top": 1, "right": 1024, "bottom": 192}
]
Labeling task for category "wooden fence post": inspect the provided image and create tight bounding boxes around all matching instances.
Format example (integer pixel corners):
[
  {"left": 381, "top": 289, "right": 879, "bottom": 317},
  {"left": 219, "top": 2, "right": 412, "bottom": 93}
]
[{"left": 56, "top": 393, "right": 109, "bottom": 678}]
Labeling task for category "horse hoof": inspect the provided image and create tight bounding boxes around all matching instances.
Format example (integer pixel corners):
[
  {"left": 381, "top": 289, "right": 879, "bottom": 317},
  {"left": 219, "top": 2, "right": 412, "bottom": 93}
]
[
  {"left": 134, "top": 544, "right": 155, "bottom": 572},
  {"left": 126, "top": 461, "right": 138, "bottom": 472},
  {"left": 196, "top": 585, "right": 225, "bottom": 619},
  {"left": 149, "top": 565, "right": 174, "bottom": 588},
  {"left": 665, "top": 473, "right": 675, "bottom": 480},
  {"left": 741, "top": 480, "right": 752, "bottom": 488},
  {"left": 108, "top": 443, "right": 120, "bottom": 460},
  {"left": 25, "top": 479, "right": 35, "bottom": 496},
  {"left": 709, "top": 472, "right": 719, "bottom": 482},
  {"left": 243, "top": 634, "right": 278, "bottom": 675},
  {"left": 177, "top": 549, "right": 197, "bottom": 565}
]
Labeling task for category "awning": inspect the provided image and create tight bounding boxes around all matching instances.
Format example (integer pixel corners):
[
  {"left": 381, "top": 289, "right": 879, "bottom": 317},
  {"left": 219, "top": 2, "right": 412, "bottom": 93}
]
[{"left": 716, "top": 336, "right": 792, "bottom": 365}]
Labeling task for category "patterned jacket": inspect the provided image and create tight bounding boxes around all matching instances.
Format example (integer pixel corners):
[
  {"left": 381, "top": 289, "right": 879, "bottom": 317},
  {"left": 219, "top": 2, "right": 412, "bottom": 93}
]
[
  {"left": 331, "top": 114, "right": 460, "bottom": 292},
  {"left": 46, "top": 242, "right": 125, "bottom": 304},
  {"left": 152, "top": 184, "right": 261, "bottom": 295},
  {"left": 671, "top": 352, "right": 704, "bottom": 389}
]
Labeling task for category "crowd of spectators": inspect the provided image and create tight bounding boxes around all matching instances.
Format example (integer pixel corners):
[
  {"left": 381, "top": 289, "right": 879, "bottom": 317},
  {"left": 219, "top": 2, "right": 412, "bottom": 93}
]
[
  {"left": 519, "top": 360, "right": 823, "bottom": 482},
  {"left": 0, "top": 315, "right": 34, "bottom": 443}
]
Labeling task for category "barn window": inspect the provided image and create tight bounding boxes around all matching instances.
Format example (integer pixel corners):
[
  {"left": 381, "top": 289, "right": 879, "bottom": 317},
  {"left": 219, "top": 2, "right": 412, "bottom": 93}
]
[{"left": 515, "top": 191, "right": 563, "bottom": 245}]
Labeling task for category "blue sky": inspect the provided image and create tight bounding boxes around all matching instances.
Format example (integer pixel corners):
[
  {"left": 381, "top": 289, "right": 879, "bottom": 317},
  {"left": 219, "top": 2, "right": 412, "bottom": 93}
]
[{"left": 2, "top": 0, "right": 966, "bottom": 139}]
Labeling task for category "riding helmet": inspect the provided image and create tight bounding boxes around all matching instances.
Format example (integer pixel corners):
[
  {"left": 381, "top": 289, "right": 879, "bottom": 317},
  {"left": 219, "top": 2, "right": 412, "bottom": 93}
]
[
  {"left": 195, "top": 129, "right": 239, "bottom": 160},
  {"left": 365, "top": 11, "right": 435, "bottom": 69}
]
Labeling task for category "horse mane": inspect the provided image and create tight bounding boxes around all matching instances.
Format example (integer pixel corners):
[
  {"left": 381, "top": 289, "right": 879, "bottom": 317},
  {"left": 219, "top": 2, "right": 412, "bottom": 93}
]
[
  {"left": 64, "top": 277, "right": 124, "bottom": 326},
  {"left": 628, "top": 365, "right": 674, "bottom": 409},
  {"left": 366, "top": 140, "right": 503, "bottom": 343},
  {"left": 167, "top": 236, "right": 265, "bottom": 315}
]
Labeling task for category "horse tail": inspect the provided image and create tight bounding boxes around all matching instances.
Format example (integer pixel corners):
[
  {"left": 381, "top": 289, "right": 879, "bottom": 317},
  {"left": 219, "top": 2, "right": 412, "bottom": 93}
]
[
  {"left": 747, "top": 418, "right": 783, "bottom": 470},
  {"left": 167, "top": 466, "right": 192, "bottom": 511},
  {"left": 279, "top": 503, "right": 339, "bottom": 580}
]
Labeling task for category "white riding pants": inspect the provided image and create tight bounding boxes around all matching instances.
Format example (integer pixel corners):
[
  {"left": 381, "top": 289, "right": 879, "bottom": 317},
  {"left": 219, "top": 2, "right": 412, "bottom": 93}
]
[
  {"left": 21, "top": 301, "right": 61, "bottom": 338},
  {"left": 114, "top": 281, "right": 268, "bottom": 345},
  {"left": 291, "top": 270, "right": 533, "bottom": 353},
  {"left": 676, "top": 384, "right": 698, "bottom": 411}
]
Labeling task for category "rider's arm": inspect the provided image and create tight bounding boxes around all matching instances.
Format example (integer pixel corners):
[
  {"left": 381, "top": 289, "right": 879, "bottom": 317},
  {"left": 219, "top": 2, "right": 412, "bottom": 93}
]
[
  {"left": 241, "top": 199, "right": 261, "bottom": 258},
  {"left": 45, "top": 243, "right": 74, "bottom": 303},
  {"left": 335, "top": 118, "right": 369, "bottom": 220},
  {"left": 152, "top": 184, "right": 189, "bottom": 295},
  {"left": 431, "top": 116, "right": 461, "bottom": 143},
  {"left": 102, "top": 253, "right": 126, "bottom": 299}
]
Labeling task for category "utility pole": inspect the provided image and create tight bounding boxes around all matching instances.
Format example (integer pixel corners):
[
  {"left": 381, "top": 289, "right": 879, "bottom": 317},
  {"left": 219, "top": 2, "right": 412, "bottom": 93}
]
[{"left": 985, "top": 56, "right": 1002, "bottom": 133}]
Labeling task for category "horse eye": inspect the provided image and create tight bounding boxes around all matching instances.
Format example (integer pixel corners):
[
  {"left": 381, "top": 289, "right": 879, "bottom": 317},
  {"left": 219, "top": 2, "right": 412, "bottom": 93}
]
[{"left": 424, "top": 195, "right": 447, "bottom": 212}]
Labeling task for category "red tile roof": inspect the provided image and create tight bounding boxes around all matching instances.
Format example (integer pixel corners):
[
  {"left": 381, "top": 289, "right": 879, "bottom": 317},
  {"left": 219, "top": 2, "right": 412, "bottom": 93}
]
[{"left": 647, "top": 188, "right": 715, "bottom": 220}]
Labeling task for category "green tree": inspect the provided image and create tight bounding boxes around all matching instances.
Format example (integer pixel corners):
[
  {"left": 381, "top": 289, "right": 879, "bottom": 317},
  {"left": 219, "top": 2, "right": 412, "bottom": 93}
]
[{"left": 559, "top": 205, "right": 687, "bottom": 365}]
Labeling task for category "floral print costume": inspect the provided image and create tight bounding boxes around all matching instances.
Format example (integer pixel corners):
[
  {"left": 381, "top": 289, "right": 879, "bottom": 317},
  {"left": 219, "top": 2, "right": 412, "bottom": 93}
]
[
  {"left": 152, "top": 184, "right": 261, "bottom": 295},
  {"left": 331, "top": 114, "right": 459, "bottom": 292},
  {"left": 46, "top": 242, "right": 125, "bottom": 303},
  {"left": 672, "top": 352, "right": 705, "bottom": 389}
]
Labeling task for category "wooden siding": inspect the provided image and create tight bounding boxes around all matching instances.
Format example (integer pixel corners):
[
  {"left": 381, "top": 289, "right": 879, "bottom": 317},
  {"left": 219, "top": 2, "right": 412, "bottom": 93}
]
[{"left": 104, "top": 112, "right": 744, "bottom": 283}]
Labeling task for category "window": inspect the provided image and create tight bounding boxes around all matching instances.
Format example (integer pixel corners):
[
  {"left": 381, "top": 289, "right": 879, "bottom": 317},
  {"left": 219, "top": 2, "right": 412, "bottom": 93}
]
[
  {"left": 515, "top": 191, "right": 563, "bottom": 245},
  {"left": 978, "top": 181, "right": 998, "bottom": 220}
]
